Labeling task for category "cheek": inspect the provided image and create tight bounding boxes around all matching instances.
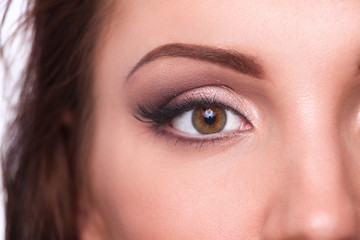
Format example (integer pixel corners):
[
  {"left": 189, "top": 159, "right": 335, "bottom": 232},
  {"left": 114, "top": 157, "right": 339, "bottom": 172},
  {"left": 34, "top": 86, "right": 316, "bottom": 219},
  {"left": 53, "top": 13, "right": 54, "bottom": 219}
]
[{"left": 88, "top": 102, "right": 282, "bottom": 239}]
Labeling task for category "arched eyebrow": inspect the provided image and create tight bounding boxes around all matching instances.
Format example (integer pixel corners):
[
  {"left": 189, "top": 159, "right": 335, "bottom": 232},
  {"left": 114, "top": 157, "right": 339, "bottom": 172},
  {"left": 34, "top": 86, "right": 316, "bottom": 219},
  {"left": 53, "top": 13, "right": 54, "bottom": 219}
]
[{"left": 127, "top": 43, "right": 265, "bottom": 79}]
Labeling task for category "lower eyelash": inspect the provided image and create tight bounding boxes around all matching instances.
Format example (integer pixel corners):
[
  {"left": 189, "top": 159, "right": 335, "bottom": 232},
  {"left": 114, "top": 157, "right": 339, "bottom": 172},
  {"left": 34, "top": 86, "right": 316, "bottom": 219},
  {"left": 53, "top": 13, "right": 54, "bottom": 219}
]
[{"left": 150, "top": 123, "right": 249, "bottom": 149}]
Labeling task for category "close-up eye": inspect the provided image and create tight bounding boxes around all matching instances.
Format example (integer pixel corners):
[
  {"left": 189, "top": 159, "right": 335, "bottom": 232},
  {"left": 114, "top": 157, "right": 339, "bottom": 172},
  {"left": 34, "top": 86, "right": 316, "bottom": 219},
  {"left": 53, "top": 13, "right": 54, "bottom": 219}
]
[
  {"left": 134, "top": 87, "right": 255, "bottom": 143},
  {"left": 172, "top": 107, "right": 252, "bottom": 135}
]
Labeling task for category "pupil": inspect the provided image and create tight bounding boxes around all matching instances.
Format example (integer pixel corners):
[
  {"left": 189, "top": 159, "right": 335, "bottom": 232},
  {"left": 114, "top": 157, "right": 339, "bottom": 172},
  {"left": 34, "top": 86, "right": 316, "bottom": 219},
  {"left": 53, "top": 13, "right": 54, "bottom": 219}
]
[{"left": 203, "top": 109, "right": 216, "bottom": 125}]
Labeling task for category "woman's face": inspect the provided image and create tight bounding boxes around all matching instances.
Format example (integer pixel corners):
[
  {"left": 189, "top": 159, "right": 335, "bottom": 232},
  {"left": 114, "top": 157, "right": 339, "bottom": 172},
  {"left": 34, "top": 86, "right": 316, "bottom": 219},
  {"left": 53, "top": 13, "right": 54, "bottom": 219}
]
[{"left": 83, "top": 1, "right": 360, "bottom": 239}]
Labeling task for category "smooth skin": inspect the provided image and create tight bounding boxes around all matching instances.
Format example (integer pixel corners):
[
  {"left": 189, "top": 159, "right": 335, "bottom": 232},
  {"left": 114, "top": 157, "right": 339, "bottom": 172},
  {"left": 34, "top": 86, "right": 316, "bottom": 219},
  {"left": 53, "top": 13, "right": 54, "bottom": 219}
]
[{"left": 81, "top": 1, "right": 360, "bottom": 239}]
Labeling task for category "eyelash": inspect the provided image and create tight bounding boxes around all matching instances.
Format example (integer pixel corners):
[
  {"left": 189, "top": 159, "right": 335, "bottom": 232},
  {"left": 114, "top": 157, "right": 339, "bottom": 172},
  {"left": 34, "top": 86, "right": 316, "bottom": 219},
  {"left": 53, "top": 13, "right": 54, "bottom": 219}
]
[{"left": 134, "top": 93, "right": 253, "bottom": 146}]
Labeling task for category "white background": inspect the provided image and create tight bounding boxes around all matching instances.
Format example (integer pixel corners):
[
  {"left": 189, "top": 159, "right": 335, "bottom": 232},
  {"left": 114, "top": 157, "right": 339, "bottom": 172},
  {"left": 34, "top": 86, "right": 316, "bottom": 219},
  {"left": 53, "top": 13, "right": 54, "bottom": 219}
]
[{"left": 1, "top": 0, "right": 29, "bottom": 239}]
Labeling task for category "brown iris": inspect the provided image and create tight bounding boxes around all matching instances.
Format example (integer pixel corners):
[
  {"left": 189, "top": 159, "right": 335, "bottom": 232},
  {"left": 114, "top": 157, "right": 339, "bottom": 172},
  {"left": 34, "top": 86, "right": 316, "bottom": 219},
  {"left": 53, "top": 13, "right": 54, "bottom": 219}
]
[{"left": 192, "top": 107, "right": 227, "bottom": 134}]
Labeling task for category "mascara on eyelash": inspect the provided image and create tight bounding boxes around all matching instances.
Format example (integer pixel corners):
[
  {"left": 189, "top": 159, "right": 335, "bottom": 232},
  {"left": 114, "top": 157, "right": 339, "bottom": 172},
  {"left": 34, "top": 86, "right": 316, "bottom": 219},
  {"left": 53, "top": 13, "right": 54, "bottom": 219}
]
[
  {"left": 135, "top": 94, "right": 220, "bottom": 124},
  {"left": 134, "top": 94, "right": 252, "bottom": 126}
]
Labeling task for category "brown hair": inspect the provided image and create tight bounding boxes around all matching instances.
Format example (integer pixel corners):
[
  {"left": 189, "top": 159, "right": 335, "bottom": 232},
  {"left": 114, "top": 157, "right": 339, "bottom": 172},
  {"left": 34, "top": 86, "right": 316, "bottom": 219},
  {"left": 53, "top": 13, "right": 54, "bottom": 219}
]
[{"left": 1, "top": 0, "right": 112, "bottom": 239}]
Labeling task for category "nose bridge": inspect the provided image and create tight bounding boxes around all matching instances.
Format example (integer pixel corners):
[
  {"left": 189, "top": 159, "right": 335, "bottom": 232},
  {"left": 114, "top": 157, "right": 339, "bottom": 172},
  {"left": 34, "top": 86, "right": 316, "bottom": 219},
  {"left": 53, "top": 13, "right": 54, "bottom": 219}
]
[
  {"left": 280, "top": 93, "right": 342, "bottom": 187},
  {"left": 286, "top": 105, "right": 344, "bottom": 191},
  {"left": 287, "top": 123, "right": 356, "bottom": 235},
  {"left": 287, "top": 92, "right": 350, "bottom": 185},
  {"left": 262, "top": 97, "right": 360, "bottom": 239}
]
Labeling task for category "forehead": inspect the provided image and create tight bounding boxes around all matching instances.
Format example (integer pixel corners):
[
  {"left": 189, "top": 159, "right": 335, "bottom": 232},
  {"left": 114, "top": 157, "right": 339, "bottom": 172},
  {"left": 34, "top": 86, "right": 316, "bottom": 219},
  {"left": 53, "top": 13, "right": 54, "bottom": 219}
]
[
  {"left": 114, "top": 0, "right": 360, "bottom": 44},
  {"left": 98, "top": 0, "right": 360, "bottom": 88}
]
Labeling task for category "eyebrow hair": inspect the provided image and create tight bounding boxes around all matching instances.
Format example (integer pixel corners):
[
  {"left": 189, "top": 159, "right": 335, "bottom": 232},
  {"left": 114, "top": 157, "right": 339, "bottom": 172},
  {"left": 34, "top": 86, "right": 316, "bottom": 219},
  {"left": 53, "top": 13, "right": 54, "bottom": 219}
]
[{"left": 127, "top": 43, "right": 264, "bottom": 79}]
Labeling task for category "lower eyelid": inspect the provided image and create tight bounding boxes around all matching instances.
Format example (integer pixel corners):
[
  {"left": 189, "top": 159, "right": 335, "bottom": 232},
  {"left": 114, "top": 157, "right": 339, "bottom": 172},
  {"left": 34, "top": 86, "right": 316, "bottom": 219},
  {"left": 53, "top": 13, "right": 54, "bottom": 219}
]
[{"left": 155, "top": 125, "right": 251, "bottom": 149}]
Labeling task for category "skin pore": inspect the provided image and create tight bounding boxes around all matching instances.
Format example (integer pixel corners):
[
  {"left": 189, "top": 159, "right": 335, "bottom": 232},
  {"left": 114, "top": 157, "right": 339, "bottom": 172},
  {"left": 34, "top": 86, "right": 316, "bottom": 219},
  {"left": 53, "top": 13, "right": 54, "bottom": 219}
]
[{"left": 82, "top": 1, "right": 360, "bottom": 239}]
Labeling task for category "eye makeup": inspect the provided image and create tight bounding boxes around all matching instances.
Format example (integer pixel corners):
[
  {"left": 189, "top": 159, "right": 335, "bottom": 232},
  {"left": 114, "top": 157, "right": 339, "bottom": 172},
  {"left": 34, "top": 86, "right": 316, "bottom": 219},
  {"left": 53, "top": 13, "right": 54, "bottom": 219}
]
[
  {"left": 126, "top": 57, "right": 267, "bottom": 148},
  {"left": 134, "top": 86, "right": 256, "bottom": 147},
  {"left": 125, "top": 57, "right": 267, "bottom": 110}
]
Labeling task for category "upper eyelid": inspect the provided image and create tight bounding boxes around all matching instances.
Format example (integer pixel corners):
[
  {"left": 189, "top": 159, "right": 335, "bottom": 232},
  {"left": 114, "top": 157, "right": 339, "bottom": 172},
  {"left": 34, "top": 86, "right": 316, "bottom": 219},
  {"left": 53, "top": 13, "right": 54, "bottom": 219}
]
[
  {"left": 136, "top": 95, "right": 253, "bottom": 125},
  {"left": 173, "top": 93, "right": 253, "bottom": 123}
]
